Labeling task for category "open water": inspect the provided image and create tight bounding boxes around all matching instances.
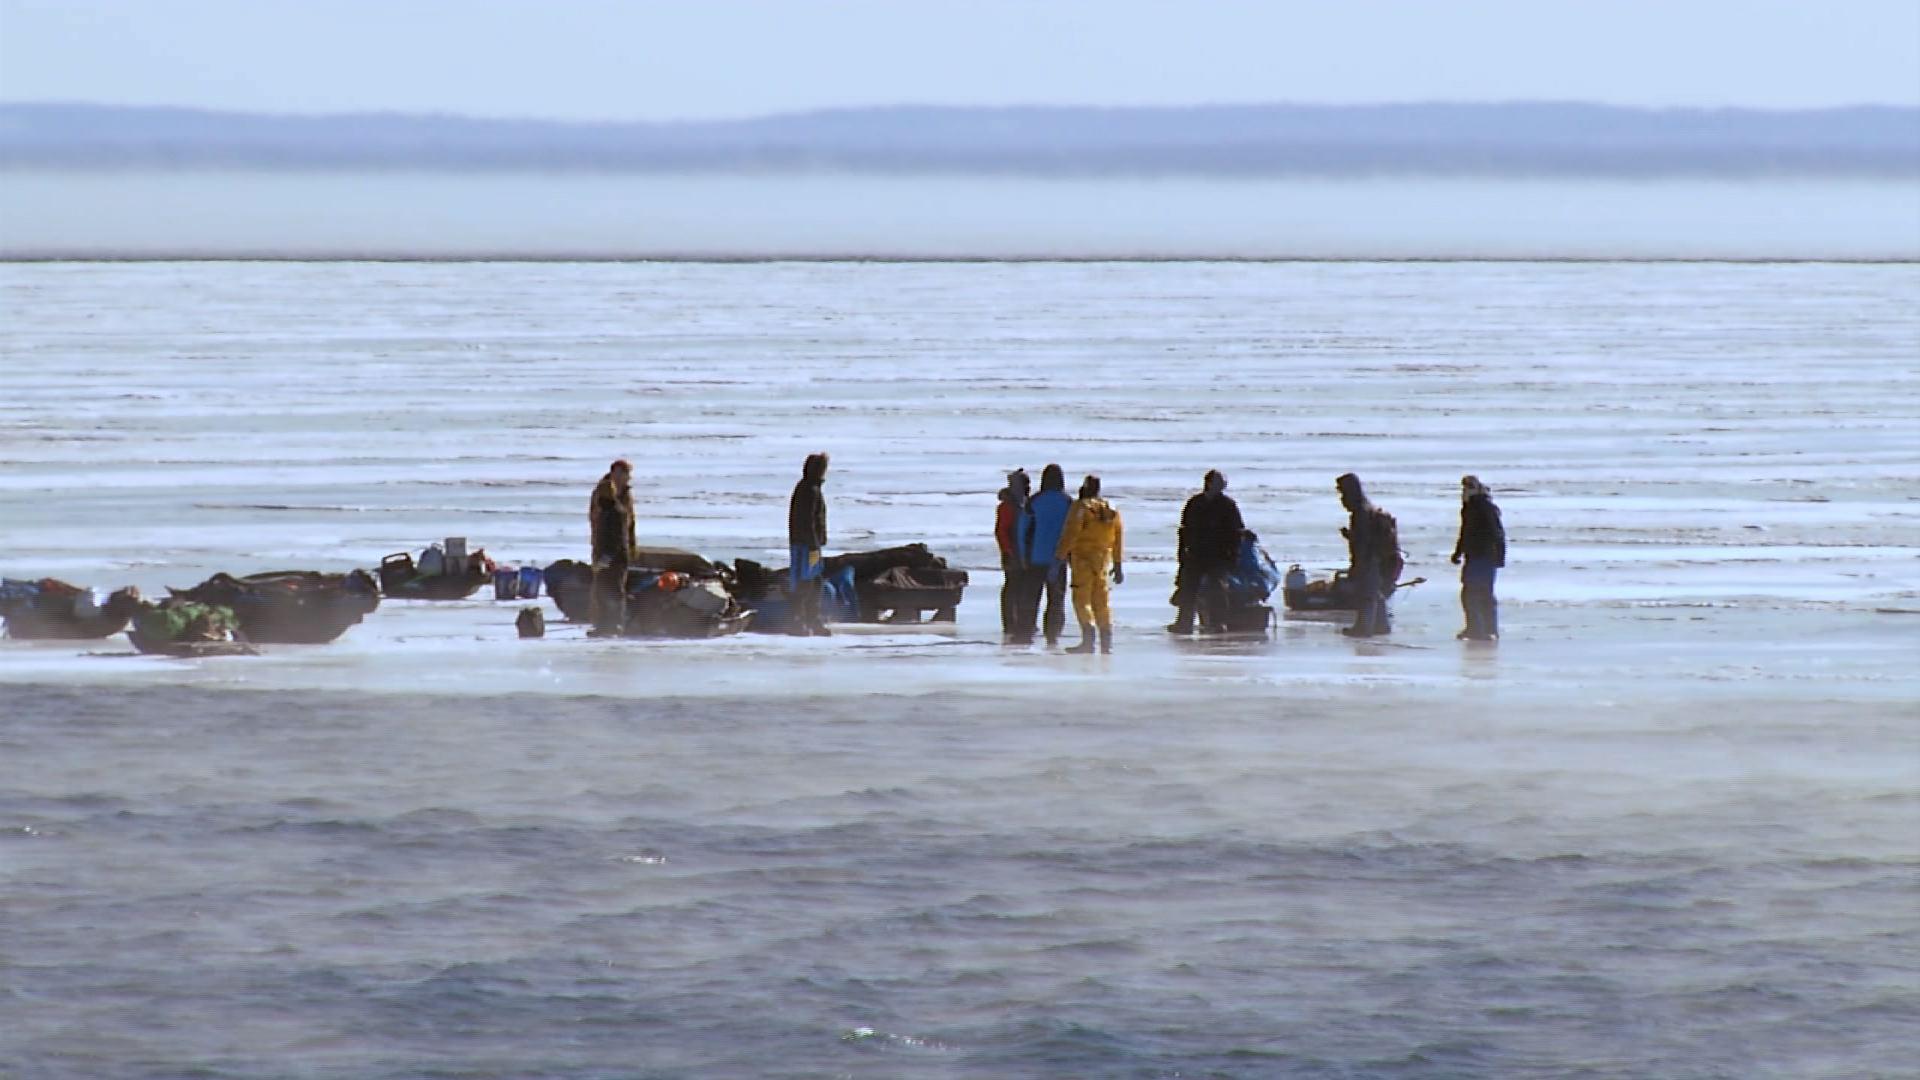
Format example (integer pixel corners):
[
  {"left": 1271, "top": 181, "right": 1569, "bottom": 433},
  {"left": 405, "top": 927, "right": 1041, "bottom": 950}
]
[{"left": 2, "top": 260, "right": 1917, "bottom": 1078}]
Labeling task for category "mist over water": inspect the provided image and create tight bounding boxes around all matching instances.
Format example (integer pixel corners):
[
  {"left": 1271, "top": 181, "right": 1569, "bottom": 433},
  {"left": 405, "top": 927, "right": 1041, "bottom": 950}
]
[{"left": 2, "top": 169, "right": 1917, "bottom": 259}]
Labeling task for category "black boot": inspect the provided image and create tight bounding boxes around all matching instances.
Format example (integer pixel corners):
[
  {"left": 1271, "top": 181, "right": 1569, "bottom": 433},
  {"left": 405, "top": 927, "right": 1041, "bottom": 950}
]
[
  {"left": 1066, "top": 622, "right": 1097, "bottom": 654},
  {"left": 1098, "top": 625, "right": 1113, "bottom": 654}
]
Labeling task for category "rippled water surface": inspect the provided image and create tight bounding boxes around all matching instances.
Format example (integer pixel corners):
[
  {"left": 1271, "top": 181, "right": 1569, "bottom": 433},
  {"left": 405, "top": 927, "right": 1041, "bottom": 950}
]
[{"left": 2, "top": 261, "right": 1917, "bottom": 1078}]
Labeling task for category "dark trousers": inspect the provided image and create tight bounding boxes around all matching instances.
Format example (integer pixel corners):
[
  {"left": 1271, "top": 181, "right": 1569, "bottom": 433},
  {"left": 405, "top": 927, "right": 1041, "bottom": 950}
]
[
  {"left": 1014, "top": 562, "right": 1066, "bottom": 644},
  {"left": 1172, "top": 562, "right": 1232, "bottom": 630},
  {"left": 789, "top": 545, "right": 825, "bottom": 633},
  {"left": 793, "top": 579, "right": 822, "bottom": 631},
  {"left": 1348, "top": 567, "right": 1392, "bottom": 636},
  {"left": 590, "top": 560, "right": 628, "bottom": 633},
  {"left": 1000, "top": 557, "right": 1025, "bottom": 638},
  {"left": 1461, "top": 561, "right": 1499, "bottom": 639}
]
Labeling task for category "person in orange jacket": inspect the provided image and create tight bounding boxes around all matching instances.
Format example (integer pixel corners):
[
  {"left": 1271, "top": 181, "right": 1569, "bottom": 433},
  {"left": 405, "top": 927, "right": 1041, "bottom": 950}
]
[{"left": 1054, "top": 474, "right": 1124, "bottom": 654}]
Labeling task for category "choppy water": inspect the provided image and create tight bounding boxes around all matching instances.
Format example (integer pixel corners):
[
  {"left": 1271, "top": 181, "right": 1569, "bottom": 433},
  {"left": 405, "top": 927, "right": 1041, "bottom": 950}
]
[{"left": 2, "top": 260, "right": 1918, "bottom": 1077}]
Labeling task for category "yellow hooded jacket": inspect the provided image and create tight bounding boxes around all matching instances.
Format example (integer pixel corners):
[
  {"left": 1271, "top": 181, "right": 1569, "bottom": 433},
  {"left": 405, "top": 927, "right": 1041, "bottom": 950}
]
[{"left": 1055, "top": 497, "right": 1123, "bottom": 567}]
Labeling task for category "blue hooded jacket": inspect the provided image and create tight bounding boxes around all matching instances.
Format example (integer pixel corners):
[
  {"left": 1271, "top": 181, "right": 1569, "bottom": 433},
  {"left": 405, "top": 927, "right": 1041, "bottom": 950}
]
[{"left": 1023, "top": 489, "right": 1073, "bottom": 568}]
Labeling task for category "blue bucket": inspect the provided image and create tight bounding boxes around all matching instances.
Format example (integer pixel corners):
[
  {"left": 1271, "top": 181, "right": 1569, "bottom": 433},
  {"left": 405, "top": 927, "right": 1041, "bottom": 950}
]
[
  {"left": 518, "top": 565, "right": 543, "bottom": 599},
  {"left": 492, "top": 567, "right": 520, "bottom": 600}
]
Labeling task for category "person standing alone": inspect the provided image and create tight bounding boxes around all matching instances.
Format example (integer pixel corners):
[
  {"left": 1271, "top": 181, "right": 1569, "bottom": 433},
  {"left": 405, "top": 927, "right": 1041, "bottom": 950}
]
[
  {"left": 1055, "top": 475, "right": 1124, "bottom": 654},
  {"left": 1450, "top": 474, "right": 1506, "bottom": 641},
  {"left": 588, "top": 459, "right": 636, "bottom": 636},
  {"left": 787, "top": 452, "right": 831, "bottom": 636}
]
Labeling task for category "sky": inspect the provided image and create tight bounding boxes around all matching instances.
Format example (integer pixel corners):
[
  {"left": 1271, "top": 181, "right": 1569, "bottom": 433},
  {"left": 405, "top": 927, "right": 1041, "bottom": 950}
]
[{"left": 2, "top": 0, "right": 1917, "bottom": 121}]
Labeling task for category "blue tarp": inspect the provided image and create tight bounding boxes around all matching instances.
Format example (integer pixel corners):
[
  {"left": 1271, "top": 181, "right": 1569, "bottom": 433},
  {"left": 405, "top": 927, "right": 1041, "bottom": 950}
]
[
  {"left": 748, "top": 565, "right": 858, "bottom": 632},
  {"left": 1226, "top": 537, "right": 1282, "bottom": 603}
]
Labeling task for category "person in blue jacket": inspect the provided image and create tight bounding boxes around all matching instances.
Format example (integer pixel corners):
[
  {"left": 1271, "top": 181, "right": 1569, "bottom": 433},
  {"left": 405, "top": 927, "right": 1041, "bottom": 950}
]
[{"left": 1015, "top": 463, "right": 1073, "bottom": 647}]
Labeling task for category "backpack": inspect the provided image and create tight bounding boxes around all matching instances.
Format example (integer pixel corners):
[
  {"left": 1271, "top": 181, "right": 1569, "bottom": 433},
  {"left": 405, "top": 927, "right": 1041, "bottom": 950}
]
[{"left": 1372, "top": 508, "right": 1405, "bottom": 584}]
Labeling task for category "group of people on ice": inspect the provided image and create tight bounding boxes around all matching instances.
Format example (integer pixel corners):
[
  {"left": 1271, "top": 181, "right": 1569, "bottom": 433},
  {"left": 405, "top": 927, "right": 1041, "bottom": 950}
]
[
  {"left": 583, "top": 454, "right": 1506, "bottom": 653},
  {"left": 995, "top": 466, "right": 1507, "bottom": 651},
  {"left": 995, "top": 465, "right": 1126, "bottom": 653}
]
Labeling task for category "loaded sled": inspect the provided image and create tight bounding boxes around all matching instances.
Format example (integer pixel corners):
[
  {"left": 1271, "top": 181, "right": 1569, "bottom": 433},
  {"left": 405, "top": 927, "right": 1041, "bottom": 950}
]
[
  {"left": 1281, "top": 566, "right": 1425, "bottom": 612},
  {"left": 169, "top": 569, "right": 381, "bottom": 644},
  {"left": 544, "top": 547, "right": 755, "bottom": 639},
  {"left": 1, "top": 578, "right": 142, "bottom": 640},
  {"left": 1173, "top": 534, "right": 1281, "bottom": 635},
  {"left": 1282, "top": 568, "right": 1361, "bottom": 612},
  {"left": 127, "top": 597, "right": 258, "bottom": 657},
  {"left": 736, "top": 543, "right": 968, "bottom": 633},
  {"left": 379, "top": 538, "right": 492, "bottom": 600}
]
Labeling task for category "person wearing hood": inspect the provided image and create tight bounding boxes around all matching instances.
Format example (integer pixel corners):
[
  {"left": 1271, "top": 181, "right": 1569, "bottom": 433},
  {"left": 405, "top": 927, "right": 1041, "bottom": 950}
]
[
  {"left": 1055, "top": 475, "right": 1124, "bottom": 654},
  {"left": 787, "top": 452, "right": 831, "bottom": 636},
  {"left": 1450, "top": 474, "right": 1506, "bottom": 641},
  {"left": 1018, "top": 463, "right": 1073, "bottom": 647},
  {"left": 995, "top": 468, "right": 1031, "bottom": 642},
  {"left": 588, "top": 458, "right": 637, "bottom": 635},
  {"left": 1336, "top": 472, "right": 1401, "bottom": 638},
  {"left": 1168, "top": 469, "right": 1246, "bottom": 635}
]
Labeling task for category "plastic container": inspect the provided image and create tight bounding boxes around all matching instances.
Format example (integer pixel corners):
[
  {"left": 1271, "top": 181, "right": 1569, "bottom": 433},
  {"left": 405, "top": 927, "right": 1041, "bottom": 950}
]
[
  {"left": 493, "top": 567, "right": 520, "bottom": 600},
  {"left": 517, "top": 566, "right": 543, "bottom": 599}
]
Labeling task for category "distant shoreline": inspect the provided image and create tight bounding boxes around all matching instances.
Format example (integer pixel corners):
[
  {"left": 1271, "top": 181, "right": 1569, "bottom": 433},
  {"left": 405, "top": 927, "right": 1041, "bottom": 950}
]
[{"left": 6, "top": 100, "right": 1915, "bottom": 178}]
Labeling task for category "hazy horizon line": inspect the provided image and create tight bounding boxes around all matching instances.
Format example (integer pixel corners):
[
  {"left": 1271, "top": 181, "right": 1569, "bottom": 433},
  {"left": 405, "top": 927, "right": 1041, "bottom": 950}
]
[
  {"left": 7, "top": 97, "right": 1918, "bottom": 125},
  {"left": 5, "top": 253, "right": 1914, "bottom": 266}
]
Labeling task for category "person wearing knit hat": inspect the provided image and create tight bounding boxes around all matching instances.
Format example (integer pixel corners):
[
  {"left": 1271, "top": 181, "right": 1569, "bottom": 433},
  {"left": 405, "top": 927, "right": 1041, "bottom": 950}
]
[
  {"left": 1450, "top": 474, "right": 1506, "bottom": 641},
  {"left": 1168, "top": 469, "right": 1245, "bottom": 635},
  {"left": 995, "top": 468, "right": 1032, "bottom": 643}
]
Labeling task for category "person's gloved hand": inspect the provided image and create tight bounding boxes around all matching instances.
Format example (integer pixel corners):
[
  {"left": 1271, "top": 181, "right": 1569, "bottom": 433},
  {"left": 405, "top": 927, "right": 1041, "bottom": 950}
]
[
  {"left": 1449, "top": 552, "right": 1462, "bottom": 565},
  {"left": 1110, "top": 565, "right": 1125, "bottom": 585}
]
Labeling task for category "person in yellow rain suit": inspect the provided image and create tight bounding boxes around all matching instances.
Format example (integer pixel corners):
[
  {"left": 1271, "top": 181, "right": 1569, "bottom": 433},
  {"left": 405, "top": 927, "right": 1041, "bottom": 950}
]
[{"left": 1054, "top": 474, "right": 1124, "bottom": 654}]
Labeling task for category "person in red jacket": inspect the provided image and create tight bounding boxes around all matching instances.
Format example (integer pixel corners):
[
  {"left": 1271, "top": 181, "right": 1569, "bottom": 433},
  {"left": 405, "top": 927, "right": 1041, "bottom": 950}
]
[{"left": 995, "top": 469, "right": 1031, "bottom": 643}]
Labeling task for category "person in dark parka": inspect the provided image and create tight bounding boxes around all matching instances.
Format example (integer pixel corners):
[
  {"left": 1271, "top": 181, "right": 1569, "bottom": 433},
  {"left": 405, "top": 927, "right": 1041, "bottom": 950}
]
[
  {"left": 588, "top": 459, "right": 637, "bottom": 635},
  {"left": 995, "top": 469, "right": 1031, "bottom": 642},
  {"left": 787, "top": 452, "right": 831, "bottom": 636},
  {"left": 1168, "top": 469, "right": 1246, "bottom": 634},
  {"left": 1018, "top": 463, "right": 1073, "bottom": 647},
  {"left": 1336, "top": 472, "right": 1401, "bottom": 638},
  {"left": 1450, "top": 474, "right": 1506, "bottom": 641}
]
